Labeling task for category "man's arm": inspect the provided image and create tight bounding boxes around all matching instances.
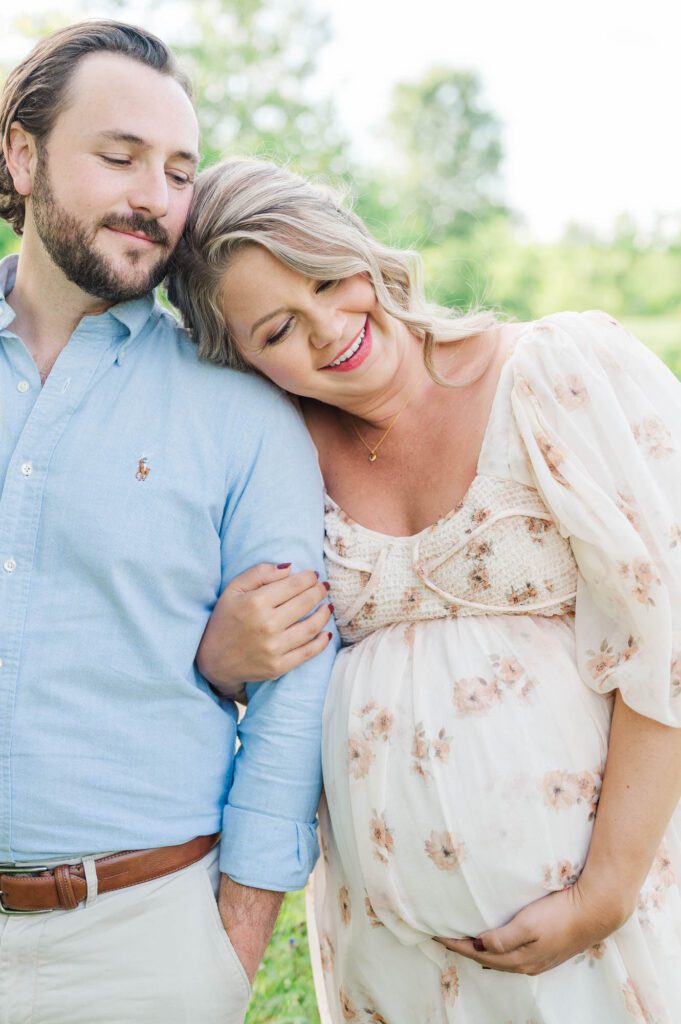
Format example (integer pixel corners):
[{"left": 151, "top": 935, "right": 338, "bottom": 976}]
[{"left": 213, "top": 387, "right": 338, "bottom": 974}]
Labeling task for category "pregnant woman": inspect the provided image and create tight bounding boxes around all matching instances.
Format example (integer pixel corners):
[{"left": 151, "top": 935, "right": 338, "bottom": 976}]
[{"left": 168, "top": 157, "right": 681, "bottom": 1023}]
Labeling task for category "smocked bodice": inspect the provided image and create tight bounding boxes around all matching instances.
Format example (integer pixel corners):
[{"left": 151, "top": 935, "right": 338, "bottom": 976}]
[{"left": 324, "top": 475, "right": 578, "bottom": 644}]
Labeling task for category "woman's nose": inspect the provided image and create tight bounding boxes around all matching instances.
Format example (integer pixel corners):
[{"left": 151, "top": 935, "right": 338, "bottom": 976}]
[{"left": 310, "top": 311, "right": 346, "bottom": 351}]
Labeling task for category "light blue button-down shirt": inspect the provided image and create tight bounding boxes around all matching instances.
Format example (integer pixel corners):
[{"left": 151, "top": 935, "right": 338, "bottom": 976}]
[{"left": 0, "top": 254, "right": 335, "bottom": 890}]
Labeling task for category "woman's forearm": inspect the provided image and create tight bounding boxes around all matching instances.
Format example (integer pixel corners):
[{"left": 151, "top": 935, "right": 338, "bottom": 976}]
[{"left": 580, "top": 690, "right": 681, "bottom": 916}]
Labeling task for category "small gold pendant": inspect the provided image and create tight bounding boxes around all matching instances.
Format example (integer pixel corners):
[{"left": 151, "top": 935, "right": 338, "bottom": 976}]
[{"left": 368, "top": 452, "right": 377, "bottom": 462}]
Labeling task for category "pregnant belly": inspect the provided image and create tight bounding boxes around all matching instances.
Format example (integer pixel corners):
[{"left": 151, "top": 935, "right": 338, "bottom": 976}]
[{"left": 322, "top": 614, "right": 613, "bottom": 944}]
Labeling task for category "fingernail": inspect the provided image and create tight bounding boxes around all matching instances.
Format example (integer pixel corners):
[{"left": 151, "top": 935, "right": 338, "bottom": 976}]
[
  {"left": 323, "top": 581, "right": 330, "bottom": 591},
  {"left": 328, "top": 604, "right": 334, "bottom": 614},
  {"left": 326, "top": 631, "right": 333, "bottom": 640},
  {"left": 473, "top": 938, "right": 486, "bottom": 952},
  {"left": 276, "top": 563, "right": 291, "bottom": 569}
]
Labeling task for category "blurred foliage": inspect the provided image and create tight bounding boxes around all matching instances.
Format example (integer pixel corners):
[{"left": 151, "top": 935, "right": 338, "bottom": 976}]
[
  {"left": 380, "top": 67, "right": 506, "bottom": 243},
  {"left": 2, "top": 1, "right": 680, "bottom": 372}
]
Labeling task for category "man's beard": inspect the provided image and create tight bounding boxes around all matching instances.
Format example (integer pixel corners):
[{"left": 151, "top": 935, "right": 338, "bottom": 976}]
[{"left": 31, "top": 153, "right": 172, "bottom": 304}]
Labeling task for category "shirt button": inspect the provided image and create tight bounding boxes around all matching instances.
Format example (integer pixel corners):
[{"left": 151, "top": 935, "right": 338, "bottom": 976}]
[
  {"left": 17, "top": 380, "right": 30, "bottom": 394},
  {"left": 21, "top": 462, "right": 33, "bottom": 477},
  {"left": 3, "top": 559, "right": 16, "bottom": 574}
]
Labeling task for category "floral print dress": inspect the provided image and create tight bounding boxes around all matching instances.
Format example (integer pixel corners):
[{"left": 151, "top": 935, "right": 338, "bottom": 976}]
[{"left": 308, "top": 312, "right": 681, "bottom": 1024}]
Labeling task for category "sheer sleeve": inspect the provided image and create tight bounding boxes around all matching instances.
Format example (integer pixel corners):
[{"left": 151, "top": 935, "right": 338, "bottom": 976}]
[{"left": 508, "top": 310, "right": 681, "bottom": 725}]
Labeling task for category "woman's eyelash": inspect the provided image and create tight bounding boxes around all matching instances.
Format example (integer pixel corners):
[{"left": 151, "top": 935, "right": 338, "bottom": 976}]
[
  {"left": 266, "top": 318, "right": 294, "bottom": 345},
  {"left": 316, "top": 280, "right": 335, "bottom": 292}
]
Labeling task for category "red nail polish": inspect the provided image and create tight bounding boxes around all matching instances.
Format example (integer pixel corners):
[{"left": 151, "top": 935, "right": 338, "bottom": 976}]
[
  {"left": 473, "top": 938, "right": 486, "bottom": 952},
  {"left": 276, "top": 563, "right": 291, "bottom": 569},
  {"left": 323, "top": 581, "right": 330, "bottom": 591},
  {"left": 328, "top": 604, "right": 334, "bottom": 614},
  {"left": 326, "top": 632, "right": 333, "bottom": 640}
]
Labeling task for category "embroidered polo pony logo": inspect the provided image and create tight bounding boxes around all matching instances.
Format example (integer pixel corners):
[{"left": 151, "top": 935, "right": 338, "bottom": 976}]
[{"left": 136, "top": 457, "right": 151, "bottom": 482}]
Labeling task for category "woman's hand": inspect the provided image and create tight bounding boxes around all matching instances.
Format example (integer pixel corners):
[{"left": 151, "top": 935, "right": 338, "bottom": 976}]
[
  {"left": 197, "top": 562, "right": 334, "bottom": 699},
  {"left": 435, "top": 873, "right": 632, "bottom": 975}
]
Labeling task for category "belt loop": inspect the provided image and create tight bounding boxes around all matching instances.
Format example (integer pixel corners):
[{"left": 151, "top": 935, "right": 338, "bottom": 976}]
[{"left": 82, "top": 856, "right": 98, "bottom": 907}]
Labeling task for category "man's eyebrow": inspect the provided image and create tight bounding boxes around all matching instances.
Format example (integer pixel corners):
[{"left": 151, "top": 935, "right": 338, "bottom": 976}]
[
  {"left": 90, "top": 130, "right": 199, "bottom": 166},
  {"left": 250, "top": 308, "right": 287, "bottom": 338}
]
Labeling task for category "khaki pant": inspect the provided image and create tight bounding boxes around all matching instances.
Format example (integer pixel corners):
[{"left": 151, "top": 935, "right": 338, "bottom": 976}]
[{"left": 0, "top": 847, "right": 251, "bottom": 1024}]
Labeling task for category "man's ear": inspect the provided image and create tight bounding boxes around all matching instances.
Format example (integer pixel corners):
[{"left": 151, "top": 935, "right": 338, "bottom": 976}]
[{"left": 3, "top": 122, "right": 38, "bottom": 197}]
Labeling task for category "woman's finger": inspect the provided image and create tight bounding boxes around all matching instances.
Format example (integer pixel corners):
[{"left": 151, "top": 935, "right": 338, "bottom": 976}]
[
  {"left": 277, "top": 602, "right": 334, "bottom": 652},
  {"left": 269, "top": 582, "right": 331, "bottom": 631},
  {"left": 226, "top": 561, "right": 292, "bottom": 593},
  {"left": 276, "top": 628, "right": 334, "bottom": 676},
  {"left": 433, "top": 937, "right": 531, "bottom": 973}
]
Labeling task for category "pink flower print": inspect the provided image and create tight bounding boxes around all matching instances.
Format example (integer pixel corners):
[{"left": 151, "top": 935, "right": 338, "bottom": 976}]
[
  {"left": 575, "top": 941, "right": 607, "bottom": 966},
  {"left": 471, "top": 506, "right": 492, "bottom": 526},
  {"left": 400, "top": 586, "right": 422, "bottom": 613},
  {"left": 432, "top": 728, "right": 452, "bottom": 764},
  {"left": 519, "top": 676, "right": 538, "bottom": 701},
  {"left": 364, "top": 894, "right": 383, "bottom": 928},
  {"left": 536, "top": 432, "right": 569, "bottom": 486},
  {"left": 410, "top": 759, "right": 432, "bottom": 782},
  {"left": 338, "top": 885, "right": 351, "bottom": 925},
  {"left": 497, "top": 656, "right": 523, "bottom": 684},
  {"left": 319, "top": 932, "right": 335, "bottom": 973},
  {"left": 616, "top": 492, "right": 641, "bottom": 533},
  {"left": 554, "top": 373, "right": 589, "bottom": 410},
  {"left": 339, "top": 987, "right": 359, "bottom": 1022},
  {"left": 466, "top": 538, "right": 493, "bottom": 560},
  {"left": 622, "top": 977, "right": 655, "bottom": 1023},
  {"left": 671, "top": 653, "right": 681, "bottom": 699},
  {"left": 425, "top": 830, "right": 466, "bottom": 871},
  {"left": 629, "top": 558, "right": 661, "bottom": 605},
  {"left": 370, "top": 814, "right": 394, "bottom": 862},
  {"left": 371, "top": 708, "right": 394, "bottom": 740},
  {"left": 526, "top": 517, "right": 552, "bottom": 544},
  {"left": 358, "top": 700, "right": 378, "bottom": 717},
  {"left": 439, "top": 963, "right": 460, "bottom": 1006},
  {"left": 542, "top": 770, "right": 580, "bottom": 809},
  {"left": 543, "top": 859, "right": 581, "bottom": 890},
  {"left": 359, "top": 570, "right": 372, "bottom": 587},
  {"left": 348, "top": 735, "right": 375, "bottom": 780},
  {"left": 632, "top": 415, "right": 676, "bottom": 460},
  {"left": 452, "top": 675, "right": 503, "bottom": 715},
  {"left": 516, "top": 374, "right": 536, "bottom": 398},
  {"left": 411, "top": 723, "right": 429, "bottom": 760},
  {"left": 587, "top": 646, "right": 618, "bottom": 681},
  {"left": 468, "top": 565, "right": 491, "bottom": 592},
  {"left": 403, "top": 622, "right": 417, "bottom": 649},
  {"left": 331, "top": 534, "right": 348, "bottom": 557},
  {"left": 507, "top": 581, "right": 539, "bottom": 605}
]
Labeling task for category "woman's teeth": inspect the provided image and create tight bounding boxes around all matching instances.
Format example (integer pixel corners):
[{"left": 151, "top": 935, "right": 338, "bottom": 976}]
[{"left": 328, "top": 327, "right": 366, "bottom": 367}]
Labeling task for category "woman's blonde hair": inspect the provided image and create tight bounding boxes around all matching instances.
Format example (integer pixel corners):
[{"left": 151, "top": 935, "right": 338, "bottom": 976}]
[{"left": 166, "top": 157, "right": 498, "bottom": 383}]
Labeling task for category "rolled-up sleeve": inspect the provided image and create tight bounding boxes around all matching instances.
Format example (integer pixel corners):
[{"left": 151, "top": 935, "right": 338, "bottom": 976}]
[{"left": 217, "top": 390, "right": 338, "bottom": 890}]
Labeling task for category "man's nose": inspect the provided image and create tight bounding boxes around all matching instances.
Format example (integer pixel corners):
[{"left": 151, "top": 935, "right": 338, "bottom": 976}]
[{"left": 127, "top": 167, "right": 169, "bottom": 220}]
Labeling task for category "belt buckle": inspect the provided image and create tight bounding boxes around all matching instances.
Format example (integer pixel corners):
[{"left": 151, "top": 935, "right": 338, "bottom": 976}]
[{"left": 0, "top": 865, "right": 54, "bottom": 915}]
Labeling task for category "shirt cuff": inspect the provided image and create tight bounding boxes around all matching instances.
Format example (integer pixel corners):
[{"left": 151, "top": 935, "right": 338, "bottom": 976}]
[{"left": 219, "top": 804, "right": 320, "bottom": 891}]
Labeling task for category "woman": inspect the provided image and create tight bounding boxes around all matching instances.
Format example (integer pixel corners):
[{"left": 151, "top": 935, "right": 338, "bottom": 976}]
[{"left": 167, "top": 157, "right": 681, "bottom": 1023}]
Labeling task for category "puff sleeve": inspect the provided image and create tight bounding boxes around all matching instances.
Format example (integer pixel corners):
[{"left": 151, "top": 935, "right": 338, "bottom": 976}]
[{"left": 508, "top": 311, "right": 681, "bottom": 726}]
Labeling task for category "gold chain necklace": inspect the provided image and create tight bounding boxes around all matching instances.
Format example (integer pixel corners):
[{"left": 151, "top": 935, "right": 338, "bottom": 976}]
[{"left": 350, "top": 389, "right": 417, "bottom": 463}]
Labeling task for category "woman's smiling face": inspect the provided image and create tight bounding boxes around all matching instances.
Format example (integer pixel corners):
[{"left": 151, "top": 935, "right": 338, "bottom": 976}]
[{"left": 220, "top": 245, "right": 408, "bottom": 407}]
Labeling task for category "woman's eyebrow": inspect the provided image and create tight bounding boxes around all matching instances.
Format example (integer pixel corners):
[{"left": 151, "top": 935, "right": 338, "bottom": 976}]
[{"left": 250, "top": 308, "right": 287, "bottom": 337}]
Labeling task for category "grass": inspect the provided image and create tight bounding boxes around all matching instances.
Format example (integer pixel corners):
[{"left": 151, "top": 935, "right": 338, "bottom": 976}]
[{"left": 246, "top": 890, "right": 321, "bottom": 1024}]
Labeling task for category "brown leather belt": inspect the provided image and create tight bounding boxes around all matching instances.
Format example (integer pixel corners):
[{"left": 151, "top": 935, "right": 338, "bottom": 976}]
[{"left": 0, "top": 834, "right": 220, "bottom": 914}]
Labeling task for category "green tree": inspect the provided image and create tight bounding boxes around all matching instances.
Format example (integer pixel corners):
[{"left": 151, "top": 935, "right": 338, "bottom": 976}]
[
  {"left": 385, "top": 67, "right": 506, "bottom": 243},
  {"left": 3, "top": 0, "right": 349, "bottom": 178}
]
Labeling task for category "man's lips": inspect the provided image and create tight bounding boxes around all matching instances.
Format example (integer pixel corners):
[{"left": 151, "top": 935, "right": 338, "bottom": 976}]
[{"left": 105, "top": 226, "right": 158, "bottom": 246}]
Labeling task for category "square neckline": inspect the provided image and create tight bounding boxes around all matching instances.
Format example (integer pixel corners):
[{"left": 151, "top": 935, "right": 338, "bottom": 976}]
[{"left": 322, "top": 318, "right": 541, "bottom": 541}]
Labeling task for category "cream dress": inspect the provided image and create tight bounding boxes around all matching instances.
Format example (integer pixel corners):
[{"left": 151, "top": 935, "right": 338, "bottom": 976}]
[{"left": 309, "top": 312, "right": 681, "bottom": 1024}]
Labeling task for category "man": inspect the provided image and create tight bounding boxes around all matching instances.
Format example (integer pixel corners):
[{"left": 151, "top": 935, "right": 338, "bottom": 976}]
[{"left": 0, "top": 20, "right": 334, "bottom": 1023}]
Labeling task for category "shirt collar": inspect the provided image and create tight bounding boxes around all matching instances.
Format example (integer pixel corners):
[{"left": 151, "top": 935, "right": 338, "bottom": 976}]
[{"left": 0, "top": 252, "right": 157, "bottom": 356}]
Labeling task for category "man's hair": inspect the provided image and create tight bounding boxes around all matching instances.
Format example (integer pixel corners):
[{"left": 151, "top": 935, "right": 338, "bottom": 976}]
[{"left": 0, "top": 19, "right": 193, "bottom": 235}]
